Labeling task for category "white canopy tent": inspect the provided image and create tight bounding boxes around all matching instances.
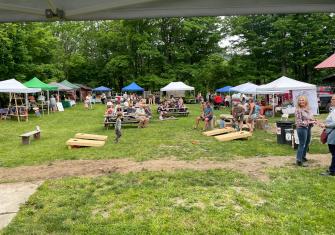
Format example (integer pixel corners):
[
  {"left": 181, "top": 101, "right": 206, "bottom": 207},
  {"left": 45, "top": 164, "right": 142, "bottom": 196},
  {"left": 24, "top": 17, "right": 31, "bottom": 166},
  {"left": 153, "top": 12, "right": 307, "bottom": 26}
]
[
  {"left": 257, "top": 76, "right": 316, "bottom": 92},
  {"left": 0, "top": 79, "right": 41, "bottom": 93},
  {"left": 160, "top": 82, "right": 195, "bottom": 98},
  {"left": 256, "top": 76, "right": 318, "bottom": 115},
  {"left": 230, "top": 82, "right": 259, "bottom": 94},
  {"left": 0, "top": 0, "right": 333, "bottom": 23},
  {"left": 0, "top": 79, "right": 41, "bottom": 121}
]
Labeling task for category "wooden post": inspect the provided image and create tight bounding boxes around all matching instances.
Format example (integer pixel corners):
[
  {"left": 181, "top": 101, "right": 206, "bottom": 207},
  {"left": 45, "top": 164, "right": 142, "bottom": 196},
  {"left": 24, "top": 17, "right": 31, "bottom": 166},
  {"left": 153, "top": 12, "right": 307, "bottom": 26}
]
[
  {"left": 47, "top": 90, "right": 50, "bottom": 115},
  {"left": 41, "top": 92, "right": 44, "bottom": 116},
  {"left": 14, "top": 94, "right": 19, "bottom": 122}
]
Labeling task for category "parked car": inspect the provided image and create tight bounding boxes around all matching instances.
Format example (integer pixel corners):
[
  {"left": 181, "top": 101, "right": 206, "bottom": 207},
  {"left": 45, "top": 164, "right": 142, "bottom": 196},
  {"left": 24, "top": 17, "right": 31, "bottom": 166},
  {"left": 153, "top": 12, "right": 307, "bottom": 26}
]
[{"left": 318, "top": 86, "right": 334, "bottom": 113}]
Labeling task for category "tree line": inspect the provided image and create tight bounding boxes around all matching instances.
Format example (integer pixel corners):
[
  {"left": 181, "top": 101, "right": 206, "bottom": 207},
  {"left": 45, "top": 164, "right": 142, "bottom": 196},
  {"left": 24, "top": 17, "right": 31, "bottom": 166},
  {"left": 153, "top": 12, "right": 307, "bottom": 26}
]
[{"left": 0, "top": 14, "right": 334, "bottom": 93}]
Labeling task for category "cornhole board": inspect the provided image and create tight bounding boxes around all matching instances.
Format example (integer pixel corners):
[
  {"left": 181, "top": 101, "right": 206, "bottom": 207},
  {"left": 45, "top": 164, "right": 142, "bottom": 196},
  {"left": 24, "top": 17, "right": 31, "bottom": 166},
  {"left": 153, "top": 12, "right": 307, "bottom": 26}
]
[
  {"left": 75, "top": 133, "right": 108, "bottom": 141},
  {"left": 215, "top": 131, "right": 252, "bottom": 142},
  {"left": 66, "top": 138, "right": 105, "bottom": 149},
  {"left": 203, "top": 127, "right": 235, "bottom": 136}
]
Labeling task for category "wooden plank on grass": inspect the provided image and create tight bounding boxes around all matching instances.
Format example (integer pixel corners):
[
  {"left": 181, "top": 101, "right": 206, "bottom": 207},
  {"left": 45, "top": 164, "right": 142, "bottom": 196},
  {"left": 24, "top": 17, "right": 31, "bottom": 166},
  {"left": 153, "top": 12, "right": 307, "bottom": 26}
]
[
  {"left": 203, "top": 127, "right": 235, "bottom": 136},
  {"left": 66, "top": 138, "right": 106, "bottom": 149},
  {"left": 75, "top": 133, "right": 108, "bottom": 141},
  {"left": 214, "top": 131, "right": 252, "bottom": 142}
]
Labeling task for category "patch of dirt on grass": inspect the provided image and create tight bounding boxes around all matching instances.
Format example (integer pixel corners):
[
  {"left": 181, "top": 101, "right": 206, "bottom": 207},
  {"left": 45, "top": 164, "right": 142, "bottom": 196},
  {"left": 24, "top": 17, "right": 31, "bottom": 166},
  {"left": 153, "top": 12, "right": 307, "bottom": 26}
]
[{"left": 0, "top": 154, "right": 331, "bottom": 183}]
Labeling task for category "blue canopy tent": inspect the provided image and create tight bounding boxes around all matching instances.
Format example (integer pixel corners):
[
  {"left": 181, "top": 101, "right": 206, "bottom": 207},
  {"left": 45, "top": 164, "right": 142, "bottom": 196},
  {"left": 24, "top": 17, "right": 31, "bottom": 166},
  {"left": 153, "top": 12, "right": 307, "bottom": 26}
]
[
  {"left": 216, "top": 86, "right": 233, "bottom": 93},
  {"left": 121, "top": 82, "right": 144, "bottom": 92},
  {"left": 92, "top": 86, "right": 111, "bottom": 92}
]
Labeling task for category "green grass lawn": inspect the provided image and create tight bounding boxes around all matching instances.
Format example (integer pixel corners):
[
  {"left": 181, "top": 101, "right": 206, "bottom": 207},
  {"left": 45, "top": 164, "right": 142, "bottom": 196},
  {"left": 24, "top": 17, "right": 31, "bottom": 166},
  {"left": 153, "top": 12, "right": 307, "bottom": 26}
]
[
  {"left": 0, "top": 103, "right": 328, "bottom": 167},
  {"left": 3, "top": 169, "right": 335, "bottom": 234}
]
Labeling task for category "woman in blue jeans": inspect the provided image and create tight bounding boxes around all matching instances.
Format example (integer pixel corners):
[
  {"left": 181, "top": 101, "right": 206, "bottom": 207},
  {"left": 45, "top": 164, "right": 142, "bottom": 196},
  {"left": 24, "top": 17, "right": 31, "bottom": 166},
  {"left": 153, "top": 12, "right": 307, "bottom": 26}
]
[
  {"left": 295, "top": 96, "right": 315, "bottom": 167},
  {"left": 320, "top": 95, "right": 335, "bottom": 176}
]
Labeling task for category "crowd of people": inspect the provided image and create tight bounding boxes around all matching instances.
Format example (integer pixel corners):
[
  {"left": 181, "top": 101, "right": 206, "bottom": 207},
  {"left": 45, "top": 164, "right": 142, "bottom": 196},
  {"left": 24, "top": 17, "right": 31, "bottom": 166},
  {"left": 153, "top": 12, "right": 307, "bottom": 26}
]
[
  {"left": 196, "top": 92, "right": 231, "bottom": 107},
  {"left": 157, "top": 97, "right": 186, "bottom": 120},
  {"left": 104, "top": 98, "right": 152, "bottom": 128}
]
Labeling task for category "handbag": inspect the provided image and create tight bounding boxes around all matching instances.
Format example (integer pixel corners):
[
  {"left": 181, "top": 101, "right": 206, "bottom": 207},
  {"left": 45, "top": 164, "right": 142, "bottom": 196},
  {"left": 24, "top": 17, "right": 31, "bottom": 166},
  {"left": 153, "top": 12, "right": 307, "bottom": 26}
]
[
  {"left": 320, "top": 128, "right": 334, "bottom": 144},
  {"left": 320, "top": 129, "right": 328, "bottom": 144}
]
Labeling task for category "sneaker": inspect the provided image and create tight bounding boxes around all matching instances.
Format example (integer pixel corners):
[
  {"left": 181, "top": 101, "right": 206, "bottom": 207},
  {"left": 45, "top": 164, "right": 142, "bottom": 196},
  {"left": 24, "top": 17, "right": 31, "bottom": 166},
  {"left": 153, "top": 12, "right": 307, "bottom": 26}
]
[
  {"left": 302, "top": 158, "right": 308, "bottom": 162},
  {"left": 320, "top": 172, "right": 335, "bottom": 176},
  {"left": 296, "top": 161, "right": 308, "bottom": 167}
]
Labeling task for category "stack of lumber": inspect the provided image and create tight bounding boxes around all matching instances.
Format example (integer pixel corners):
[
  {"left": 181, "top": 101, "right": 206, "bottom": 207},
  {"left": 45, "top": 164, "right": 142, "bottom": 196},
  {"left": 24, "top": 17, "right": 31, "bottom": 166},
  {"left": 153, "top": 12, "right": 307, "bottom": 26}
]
[{"left": 66, "top": 133, "right": 108, "bottom": 149}]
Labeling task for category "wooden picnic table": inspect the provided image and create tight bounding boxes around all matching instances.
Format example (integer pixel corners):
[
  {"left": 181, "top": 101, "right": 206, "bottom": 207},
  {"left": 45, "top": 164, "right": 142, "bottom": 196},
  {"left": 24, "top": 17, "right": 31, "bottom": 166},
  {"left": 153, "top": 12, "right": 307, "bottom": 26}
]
[
  {"left": 104, "top": 114, "right": 140, "bottom": 129},
  {"left": 158, "top": 107, "right": 189, "bottom": 116}
]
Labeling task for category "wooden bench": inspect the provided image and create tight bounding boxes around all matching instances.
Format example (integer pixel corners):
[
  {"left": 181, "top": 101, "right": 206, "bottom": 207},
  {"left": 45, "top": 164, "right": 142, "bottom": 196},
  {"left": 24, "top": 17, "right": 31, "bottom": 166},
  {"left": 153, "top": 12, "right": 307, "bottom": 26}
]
[{"left": 20, "top": 129, "right": 41, "bottom": 144}]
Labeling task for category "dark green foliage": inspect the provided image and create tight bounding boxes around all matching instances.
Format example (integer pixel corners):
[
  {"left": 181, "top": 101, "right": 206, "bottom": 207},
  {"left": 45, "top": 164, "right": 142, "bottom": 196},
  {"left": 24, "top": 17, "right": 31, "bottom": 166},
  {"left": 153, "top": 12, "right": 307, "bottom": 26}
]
[
  {"left": 224, "top": 14, "right": 335, "bottom": 84},
  {"left": 0, "top": 14, "right": 334, "bottom": 91}
]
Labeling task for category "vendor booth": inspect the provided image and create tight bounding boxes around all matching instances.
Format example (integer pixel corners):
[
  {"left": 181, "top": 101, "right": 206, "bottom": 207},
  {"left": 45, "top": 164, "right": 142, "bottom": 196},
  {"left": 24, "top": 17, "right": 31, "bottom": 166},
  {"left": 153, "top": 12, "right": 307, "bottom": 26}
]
[
  {"left": 257, "top": 76, "right": 318, "bottom": 115},
  {"left": 60, "top": 80, "right": 80, "bottom": 102},
  {"left": 160, "top": 82, "right": 195, "bottom": 99},
  {"left": 24, "top": 77, "right": 58, "bottom": 115},
  {"left": 0, "top": 79, "right": 41, "bottom": 121},
  {"left": 92, "top": 86, "right": 112, "bottom": 103}
]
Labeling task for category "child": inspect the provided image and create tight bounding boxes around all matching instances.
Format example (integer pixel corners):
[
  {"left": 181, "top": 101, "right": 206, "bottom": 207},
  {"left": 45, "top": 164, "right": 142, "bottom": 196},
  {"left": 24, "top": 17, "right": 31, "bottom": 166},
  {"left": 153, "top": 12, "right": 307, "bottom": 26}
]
[
  {"left": 104, "top": 103, "right": 114, "bottom": 123},
  {"left": 219, "top": 114, "right": 225, "bottom": 128},
  {"left": 84, "top": 95, "right": 90, "bottom": 109},
  {"left": 33, "top": 106, "right": 41, "bottom": 117},
  {"left": 115, "top": 112, "right": 122, "bottom": 143}
]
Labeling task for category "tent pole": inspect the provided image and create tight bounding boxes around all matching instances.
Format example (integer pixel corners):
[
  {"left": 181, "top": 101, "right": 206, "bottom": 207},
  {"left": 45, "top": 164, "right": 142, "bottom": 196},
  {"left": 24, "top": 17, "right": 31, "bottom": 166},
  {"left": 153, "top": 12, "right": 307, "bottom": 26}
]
[
  {"left": 25, "top": 93, "right": 28, "bottom": 110},
  {"left": 229, "top": 91, "right": 231, "bottom": 108},
  {"left": 272, "top": 93, "right": 275, "bottom": 117},
  {"left": 14, "top": 94, "right": 19, "bottom": 122},
  {"left": 47, "top": 90, "right": 50, "bottom": 115},
  {"left": 41, "top": 92, "right": 44, "bottom": 116}
]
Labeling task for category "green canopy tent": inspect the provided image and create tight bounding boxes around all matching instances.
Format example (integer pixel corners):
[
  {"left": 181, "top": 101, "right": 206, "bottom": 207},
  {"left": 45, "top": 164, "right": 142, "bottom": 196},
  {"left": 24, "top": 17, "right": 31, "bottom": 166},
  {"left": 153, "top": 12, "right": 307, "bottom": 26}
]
[
  {"left": 60, "top": 80, "right": 80, "bottom": 89},
  {"left": 60, "top": 80, "right": 80, "bottom": 101},
  {"left": 24, "top": 77, "right": 58, "bottom": 115}
]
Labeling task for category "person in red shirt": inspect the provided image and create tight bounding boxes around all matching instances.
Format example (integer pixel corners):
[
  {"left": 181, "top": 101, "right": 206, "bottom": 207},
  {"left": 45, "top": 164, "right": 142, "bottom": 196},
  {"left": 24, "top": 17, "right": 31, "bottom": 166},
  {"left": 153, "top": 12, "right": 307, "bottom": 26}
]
[{"left": 213, "top": 94, "right": 223, "bottom": 109}]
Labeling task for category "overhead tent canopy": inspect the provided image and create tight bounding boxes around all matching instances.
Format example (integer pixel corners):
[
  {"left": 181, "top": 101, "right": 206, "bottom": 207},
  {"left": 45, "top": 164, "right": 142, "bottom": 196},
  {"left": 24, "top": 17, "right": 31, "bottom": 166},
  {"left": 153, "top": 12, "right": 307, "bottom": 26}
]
[
  {"left": 160, "top": 81, "right": 195, "bottom": 98},
  {"left": 216, "top": 86, "right": 233, "bottom": 93},
  {"left": 0, "top": 79, "right": 41, "bottom": 93},
  {"left": 230, "top": 82, "right": 259, "bottom": 94},
  {"left": 160, "top": 82, "right": 194, "bottom": 91},
  {"left": 24, "top": 77, "right": 58, "bottom": 91},
  {"left": 122, "top": 82, "right": 144, "bottom": 92},
  {"left": 0, "top": 0, "right": 334, "bottom": 23},
  {"left": 92, "top": 86, "right": 111, "bottom": 92},
  {"left": 256, "top": 76, "right": 316, "bottom": 92},
  {"left": 60, "top": 80, "right": 80, "bottom": 90},
  {"left": 315, "top": 53, "right": 335, "bottom": 69},
  {"left": 49, "top": 82, "right": 73, "bottom": 91}
]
